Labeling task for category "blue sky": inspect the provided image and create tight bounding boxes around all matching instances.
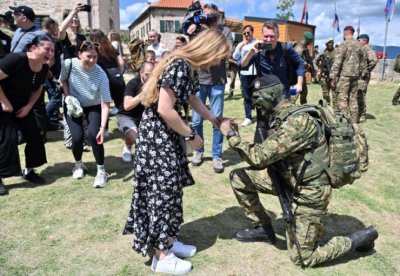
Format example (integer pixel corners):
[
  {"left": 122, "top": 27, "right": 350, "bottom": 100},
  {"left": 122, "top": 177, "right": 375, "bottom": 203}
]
[{"left": 120, "top": 0, "right": 400, "bottom": 49}]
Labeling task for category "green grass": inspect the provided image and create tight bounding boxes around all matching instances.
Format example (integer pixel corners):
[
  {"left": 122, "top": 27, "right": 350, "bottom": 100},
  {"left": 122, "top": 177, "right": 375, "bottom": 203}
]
[{"left": 0, "top": 80, "right": 399, "bottom": 275}]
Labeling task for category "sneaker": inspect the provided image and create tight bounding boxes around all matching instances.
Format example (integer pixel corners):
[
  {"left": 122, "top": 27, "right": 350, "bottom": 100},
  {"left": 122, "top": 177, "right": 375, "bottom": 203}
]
[
  {"left": 110, "top": 107, "right": 119, "bottom": 116},
  {"left": 122, "top": 147, "right": 132, "bottom": 163},
  {"left": 241, "top": 118, "right": 253, "bottom": 127},
  {"left": 0, "top": 179, "right": 8, "bottom": 196},
  {"left": 213, "top": 158, "right": 224, "bottom": 173},
  {"left": 72, "top": 163, "right": 88, "bottom": 179},
  {"left": 22, "top": 170, "right": 46, "bottom": 184},
  {"left": 83, "top": 142, "right": 90, "bottom": 151},
  {"left": 169, "top": 240, "right": 197, "bottom": 258},
  {"left": 191, "top": 151, "right": 203, "bottom": 166},
  {"left": 151, "top": 252, "right": 192, "bottom": 274},
  {"left": 93, "top": 171, "right": 109, "bottom": 188}
]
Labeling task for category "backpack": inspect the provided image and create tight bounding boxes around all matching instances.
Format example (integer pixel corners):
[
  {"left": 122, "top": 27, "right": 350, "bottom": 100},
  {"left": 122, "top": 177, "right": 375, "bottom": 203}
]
[
  {"left": 394, "top": 54, "right": 400, "bottom": 73},
  {"left": 128, "top": 38, "right": 146, "bottom": 72},
  {"left": 276, "top": 100, "right": 369, "bottom": 188}
]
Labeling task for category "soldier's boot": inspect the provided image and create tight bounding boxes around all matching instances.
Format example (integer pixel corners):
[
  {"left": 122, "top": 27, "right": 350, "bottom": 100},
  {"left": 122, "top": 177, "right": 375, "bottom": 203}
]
[
  {"left": 234, "top": 224, "right": 276, "bottom": 244},
  {"left": 349, "top": 226, "right": 378, "bottom": 252},
  {"left": 392, "top": 98, "right": 399, "bottom": 106}
]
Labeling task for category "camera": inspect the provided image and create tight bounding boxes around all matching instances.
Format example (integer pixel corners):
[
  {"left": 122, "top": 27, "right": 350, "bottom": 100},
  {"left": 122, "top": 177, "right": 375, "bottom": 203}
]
[
  {"left": 79, "top": 4, "right": 91, "bottom": 12},
  {"left": 257, "top": 42, "right": 273, "bottom": 51},
  {"left": 181, "top": 0, "right": 218, "bottom": 36}
]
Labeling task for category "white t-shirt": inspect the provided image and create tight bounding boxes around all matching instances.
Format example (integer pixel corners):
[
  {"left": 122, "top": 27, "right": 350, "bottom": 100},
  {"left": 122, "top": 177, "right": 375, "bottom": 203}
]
[{"left": 147, "top": 42, "right": 169, "bottom": 61}]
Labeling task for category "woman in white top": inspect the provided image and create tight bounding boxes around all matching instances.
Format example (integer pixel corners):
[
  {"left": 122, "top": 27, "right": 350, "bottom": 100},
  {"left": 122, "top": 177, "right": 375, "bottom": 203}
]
[{"left": 60, "top": 41, "right": 112, "bottom": 188}]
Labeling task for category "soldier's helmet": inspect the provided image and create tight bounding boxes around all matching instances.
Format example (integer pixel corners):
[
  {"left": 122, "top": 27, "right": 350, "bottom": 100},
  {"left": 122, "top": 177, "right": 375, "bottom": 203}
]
[
  {"left": 251, "top": 74, "right": 285, "bottom": 115},
  {"left": 325, "top": 38, "right": 334, "bottom": 45}
]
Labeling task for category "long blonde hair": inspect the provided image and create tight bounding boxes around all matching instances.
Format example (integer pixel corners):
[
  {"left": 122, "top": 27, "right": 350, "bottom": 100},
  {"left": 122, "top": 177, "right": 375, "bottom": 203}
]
[{"left": 141, "top": 29, "right": 232, "bottom": 107}]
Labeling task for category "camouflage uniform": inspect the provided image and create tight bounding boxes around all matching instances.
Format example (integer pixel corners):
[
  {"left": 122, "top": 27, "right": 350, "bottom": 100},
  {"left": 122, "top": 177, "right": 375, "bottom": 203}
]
[
  {"left": 330, "top": 38, "right": 367, "bottom": 123},
  {"left": 314, "top": 48, "right": 336, "bottom": 106},
  {"left": 357, "top": 45, "right": 378, "bottom": 121},
  {"left": 228, "top": 58, "right": 239, "bottom": 96},
  {"left": 228, "top": 102, "right": 352, "bottom": 267},
  {"left": 292, "top": 41, "right": 310, "bottom": 104}
]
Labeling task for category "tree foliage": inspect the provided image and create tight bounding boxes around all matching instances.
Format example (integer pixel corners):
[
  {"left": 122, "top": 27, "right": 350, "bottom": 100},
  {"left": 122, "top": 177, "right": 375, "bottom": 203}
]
[{"left": 276, "top": 0, "right": 295, "bottom": 20}]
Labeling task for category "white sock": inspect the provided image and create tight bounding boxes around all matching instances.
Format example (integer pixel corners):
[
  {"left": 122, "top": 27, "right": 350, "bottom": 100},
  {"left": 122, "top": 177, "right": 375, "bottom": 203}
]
[
  {"left": 97, "top": 164, "right": 105, "bottom": 173},
  {"left": 24, "top": 168, "right": 33, "bottom": 174},
  {"left": 75, "top": 160, "right": 83, "bottom": 166},
  {"left": 123, "top": 145, "right": 131, "bottom": 152}
]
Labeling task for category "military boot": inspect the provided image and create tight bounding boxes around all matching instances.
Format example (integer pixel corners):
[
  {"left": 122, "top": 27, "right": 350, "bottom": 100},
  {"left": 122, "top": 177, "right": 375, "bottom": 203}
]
[
  {"left": 350, "top": 226, "right": 378, "bottom": 252},
  {"left": 235, "top": 224, "right": 276, "bottom": 244},
  {"left": 0, "top": 179, "right": 8, "bottom": 196},
  {"left": 392, "top": 99, "right": 399, "bottom": 106}
]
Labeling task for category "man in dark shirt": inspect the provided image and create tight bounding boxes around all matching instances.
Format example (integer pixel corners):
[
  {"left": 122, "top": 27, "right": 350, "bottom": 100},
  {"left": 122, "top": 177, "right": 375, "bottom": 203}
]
[{"left": 116, "top": 62, "right": 154, "bottom": 162}]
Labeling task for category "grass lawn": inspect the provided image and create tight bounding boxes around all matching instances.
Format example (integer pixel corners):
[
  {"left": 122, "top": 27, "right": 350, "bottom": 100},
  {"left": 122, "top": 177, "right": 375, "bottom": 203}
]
[{"left": 0, "top": 79, "right": 399, "bottom": 275}]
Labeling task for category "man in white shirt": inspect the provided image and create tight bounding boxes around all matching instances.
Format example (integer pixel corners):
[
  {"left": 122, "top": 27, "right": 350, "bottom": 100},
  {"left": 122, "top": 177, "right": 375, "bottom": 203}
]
[
  {"left": 232, "top": 25, "right": 258, "bottom": 127},
  {"left": 146, "top": 29, "right": 168, "bottom": 62}
]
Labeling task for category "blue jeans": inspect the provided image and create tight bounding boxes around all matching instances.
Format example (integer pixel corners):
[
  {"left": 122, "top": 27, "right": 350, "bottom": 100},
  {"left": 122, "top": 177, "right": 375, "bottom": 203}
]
[
  {"left": 240, "top": 74, "right": 257, "bottom": 120},
  {"left": 192, "top": 84, "right": 225, "bottom": 159},
  {"left": 45, "top": 78, "right": 62, "bottom": 122}
]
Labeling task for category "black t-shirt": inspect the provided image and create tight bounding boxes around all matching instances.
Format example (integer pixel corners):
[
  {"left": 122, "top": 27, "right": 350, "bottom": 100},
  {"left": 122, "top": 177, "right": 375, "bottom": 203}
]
[
  {"left": 97, "top": 49, "right": 119, "bottom": 69},
  {"left": 118, "top": 75, "right": 144, "bottom": 120},
  {"left": 0, "top": 30, "right": 12, "bottom": 58},
  {"left": 0, "top": 52, "right": 49, "bottom": 105},
  {"left": 61, "top": 33, "right": 86, "bottom": 60}
]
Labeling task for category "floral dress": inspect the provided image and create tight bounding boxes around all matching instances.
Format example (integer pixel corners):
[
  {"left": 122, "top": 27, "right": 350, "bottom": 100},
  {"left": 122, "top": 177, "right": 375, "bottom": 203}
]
[{"left": 123, "top": 59, "right": 198, "bottom": 256}]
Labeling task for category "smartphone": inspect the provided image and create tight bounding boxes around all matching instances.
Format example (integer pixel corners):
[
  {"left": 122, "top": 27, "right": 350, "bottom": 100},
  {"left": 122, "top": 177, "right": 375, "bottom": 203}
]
[
  {"left": 257, "top": 42, "right": 273, "bottom": 51},
  {"left": 80, "top": 4, "right": 92, "bottom": 12}
]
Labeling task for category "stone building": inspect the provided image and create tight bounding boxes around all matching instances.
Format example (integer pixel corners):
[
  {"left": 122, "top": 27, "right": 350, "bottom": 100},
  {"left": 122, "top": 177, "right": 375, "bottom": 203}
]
[
  {"left": 128, "top": 0, "right": 226, "bottom": 51},
  {"left": 0, "top": 0, "right": 120, "bottom": 33}
]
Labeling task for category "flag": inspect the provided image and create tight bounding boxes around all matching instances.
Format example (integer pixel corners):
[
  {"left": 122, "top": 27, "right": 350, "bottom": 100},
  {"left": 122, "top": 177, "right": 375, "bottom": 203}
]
[
  {"left": 333, "top": 13, "right": 340, "bottom": 33},
  {"left": 384, "top": 0, "right": 395, "bottom": 21},
  {"left": 300, "top": 0, "right": 308, "bottom": 24}
]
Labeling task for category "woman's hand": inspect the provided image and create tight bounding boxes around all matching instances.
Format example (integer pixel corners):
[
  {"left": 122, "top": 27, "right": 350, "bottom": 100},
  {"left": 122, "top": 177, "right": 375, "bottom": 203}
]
[
  {"left": 1, "top": 100, "right": 13, "bottom": 113},
  {"left": 188, "top": 134, "right": 203, "bottom": 150},
  {"left": 15, "top": 105, "right": 31, "bottom": 118},
  {"left": 96, "top": 128, "right": 105, "bottom": 144}
]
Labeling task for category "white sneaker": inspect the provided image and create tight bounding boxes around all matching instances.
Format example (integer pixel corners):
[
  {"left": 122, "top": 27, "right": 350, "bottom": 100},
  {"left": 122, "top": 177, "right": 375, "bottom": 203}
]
[
  {"left": 72, "top": 163, "right": 88, "bottom": 179},
  {"left": 122, "top": 147, "right": 132, "bottom": 163},
  {"left": 169, "top": 240, "right": 197, "bottom": 258},
  {"left": 241, "top": 118, "right": 253, "bottom": 127},
  {"left": 151, "top": 252, "right": 192, "bottom": 274},
  {"left": 93, "top": 171, "right": 109, "bottom": 188},
  {"left": 191, "top": 151, "right": 203, "bottom": 166}
]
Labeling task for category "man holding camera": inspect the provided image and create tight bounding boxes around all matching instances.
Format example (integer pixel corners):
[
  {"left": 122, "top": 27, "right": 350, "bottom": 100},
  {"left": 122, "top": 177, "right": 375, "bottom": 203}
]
[
  {"left": 190, "top": 3, "right": 233, "bottom": 173},
  {"left": 240, "top": 20, "right": 304, "bottom": 143}
]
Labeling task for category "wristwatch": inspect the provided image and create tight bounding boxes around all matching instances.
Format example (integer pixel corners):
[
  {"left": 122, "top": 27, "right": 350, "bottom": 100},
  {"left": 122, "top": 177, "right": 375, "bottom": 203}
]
[
  {"left": 227, "top": 130, "right": 237, "bottom": 139},
  {"left": 184, "top": 128, "right": 196, "bottom": 141}
]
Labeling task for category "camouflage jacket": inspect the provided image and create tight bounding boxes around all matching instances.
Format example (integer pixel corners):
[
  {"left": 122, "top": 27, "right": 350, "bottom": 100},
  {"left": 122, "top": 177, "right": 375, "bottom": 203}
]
[
  {"left": 362, "top": 45, "right": 378, "bottom": 75},
  {"left": 228, "top": 103, "right": 330, "bottom": 182},
  {"left": 329, "top": 38, "right": 367, "bottom": 80},
  {"left": 313, "top": 48, "right": 335, "bottom": 76}
]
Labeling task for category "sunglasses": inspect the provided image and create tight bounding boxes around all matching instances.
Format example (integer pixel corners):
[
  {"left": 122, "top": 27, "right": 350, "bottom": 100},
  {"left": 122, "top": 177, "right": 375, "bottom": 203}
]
[
  {"left": 243, "top": 32, "right": 251, "bottom": 36},
  {"left": 79, "top": 41, "right": 100, "bottom": 51},
  {"left": 204, "top": 3, "right": 218, "bottom": 10}
]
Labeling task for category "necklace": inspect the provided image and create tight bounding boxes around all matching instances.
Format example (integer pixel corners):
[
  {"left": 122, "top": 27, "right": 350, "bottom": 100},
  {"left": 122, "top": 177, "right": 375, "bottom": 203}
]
[{"left": 32, "top": 73, "right": 37, "bottom": 84}]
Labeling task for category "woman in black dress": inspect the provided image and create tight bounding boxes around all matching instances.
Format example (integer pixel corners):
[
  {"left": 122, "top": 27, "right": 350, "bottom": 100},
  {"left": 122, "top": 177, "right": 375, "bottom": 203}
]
[
  {"left": 123, "top": 29, "right": 232, "bottom": 274},
  {"left": 0, "top": 35, "right": 54, "bottom": 195}
]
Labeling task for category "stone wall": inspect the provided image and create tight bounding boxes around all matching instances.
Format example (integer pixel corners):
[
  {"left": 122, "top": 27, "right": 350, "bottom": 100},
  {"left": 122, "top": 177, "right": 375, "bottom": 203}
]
[
  {"left": 0, "top": 0, "right": 120, "bottom": 33},
  {"left": 371, "top": 59, "right": 400, "bottom": 82}
]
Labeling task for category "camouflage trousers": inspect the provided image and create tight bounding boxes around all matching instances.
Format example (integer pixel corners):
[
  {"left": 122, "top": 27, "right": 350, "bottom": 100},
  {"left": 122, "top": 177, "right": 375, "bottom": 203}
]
[
  {"left": 357, "top": 77, "right": 370, "bottom": 121},
  {"left": 319, "top": 76, "right": 336, "bottom": 107},
  {"left": 228, "top": 64, "right": 239, "bottom": 95},
  {"left": 335, "top": 76, "right": 359, "bottom": 123},
  {"left": 392, "top": 86, "right": 400, "bottom": 103},
  {"left": 230, "top": 167, "right": 352, "bottom": 267},
  {"left": 290, "top": 82, "right": 308, "bottom": 105}
]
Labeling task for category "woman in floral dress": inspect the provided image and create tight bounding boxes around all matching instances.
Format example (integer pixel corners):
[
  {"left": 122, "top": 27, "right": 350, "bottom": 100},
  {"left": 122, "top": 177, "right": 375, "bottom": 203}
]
[{"left": 123, "top": 29, "right": 232, "bottom": 274}]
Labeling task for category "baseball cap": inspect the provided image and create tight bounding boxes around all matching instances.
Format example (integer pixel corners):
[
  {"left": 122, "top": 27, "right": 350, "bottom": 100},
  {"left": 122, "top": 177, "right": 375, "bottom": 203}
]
[{"left": 9, "top": 6, "right": 36, "bottom": 22}]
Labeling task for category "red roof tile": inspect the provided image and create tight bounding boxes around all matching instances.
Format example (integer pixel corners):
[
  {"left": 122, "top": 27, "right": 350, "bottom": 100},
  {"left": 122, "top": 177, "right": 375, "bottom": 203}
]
[{"left": 150, "top": 0, "right": 198, "bottom": 9}]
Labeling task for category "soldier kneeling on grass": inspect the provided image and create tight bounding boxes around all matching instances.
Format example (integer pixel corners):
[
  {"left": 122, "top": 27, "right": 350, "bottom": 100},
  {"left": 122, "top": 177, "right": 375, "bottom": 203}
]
[{"left": 220, "top": 74, "right": 378, "bottom": 267}]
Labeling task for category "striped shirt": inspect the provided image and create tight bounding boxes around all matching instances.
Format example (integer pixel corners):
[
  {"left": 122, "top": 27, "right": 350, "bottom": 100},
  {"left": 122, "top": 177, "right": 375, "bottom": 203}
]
[{"left": 60, "top": 58, "right": 111, "bottom": 107}]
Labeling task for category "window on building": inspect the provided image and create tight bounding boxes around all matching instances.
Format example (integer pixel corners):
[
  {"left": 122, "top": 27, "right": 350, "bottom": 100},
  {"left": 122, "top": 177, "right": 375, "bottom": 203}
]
[
  {"left": 109, "top": 18, "right": 114, "bottom": 30},
  {"left": 136, "top": 31, "right": 139, "bottom": 38},
  {"left": 160, "top": 20, "right": 180, "bottom": 33},
  {"left": 141, "top": 26, "right": 145, "bottom": 38}
]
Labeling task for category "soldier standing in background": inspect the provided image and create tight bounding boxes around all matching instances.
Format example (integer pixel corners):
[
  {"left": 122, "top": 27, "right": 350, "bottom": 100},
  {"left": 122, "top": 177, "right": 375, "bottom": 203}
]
[
  {"left": 330, "top": 26, "right": 367, "bottom": 123},
  {"left": 314, "top": 38, "right": 336, "bottom": 106},
  {"left": 292, "top": 31, "right": 314, "bottom": 104},
  {"left": 357, "top": 34, "right": 378, "bottom": 123},
  {"left": 392, "top": 87, "right": 400, "bottom": 105}
]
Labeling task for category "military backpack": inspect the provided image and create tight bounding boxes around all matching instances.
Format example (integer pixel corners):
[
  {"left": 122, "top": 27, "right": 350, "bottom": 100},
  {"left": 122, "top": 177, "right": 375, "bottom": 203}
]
[
  {"left": 128, "top": 38, "right": 146, "bottom": 72},
  {"left": 276, "top": 100, "right": 369, "bottom": 188},
  {"left": 393, "top": 54, "right": 400, "bottom": 73}
]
